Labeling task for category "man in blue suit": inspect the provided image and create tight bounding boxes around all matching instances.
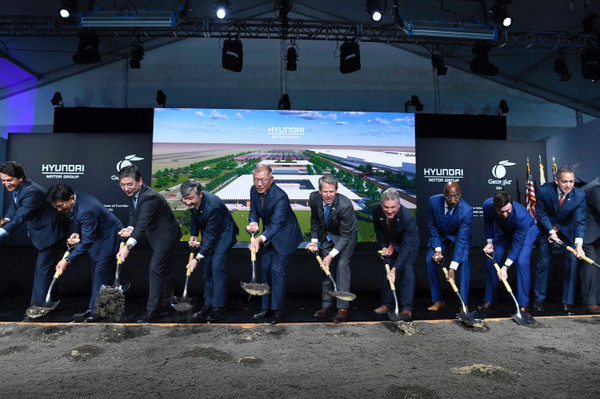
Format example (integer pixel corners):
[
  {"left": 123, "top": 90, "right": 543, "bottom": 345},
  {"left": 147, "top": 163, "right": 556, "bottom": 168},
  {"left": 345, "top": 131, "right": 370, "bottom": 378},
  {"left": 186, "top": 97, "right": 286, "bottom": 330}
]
[
  {"left": 47, "top": 183, "right": 123, "bottom": 322},
  {"left": 0, "top": 161, "right": 67, "bottom": 320},
  {"left": 425, "top": 181, "right": 473, "bottom": 312},
  {"left": 180, "top": 179, "right": 238, "bottom": 322},
  {"left": 373, "top": 188, "right": 420, "bottom": 321},
  {"left": 533, "top": 166, "right": 586, "bottom": 315},
  {"left": 579, "top": 176, "right": 600, "bottom": 313},
  {"left": 247, "top": 165, "right": 302, "bottom": 324},
  {"left": 481, "top": 190, "right": 539, "bottom": 317}
]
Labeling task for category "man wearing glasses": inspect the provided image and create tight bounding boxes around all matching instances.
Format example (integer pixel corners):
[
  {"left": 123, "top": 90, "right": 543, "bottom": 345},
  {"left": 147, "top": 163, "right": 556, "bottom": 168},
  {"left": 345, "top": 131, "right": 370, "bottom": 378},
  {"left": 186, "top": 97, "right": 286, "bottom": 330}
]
[
  {"left": 425, "top": 181, "right": 473, "bottom": 313},
  {"left": 0, "top": 161, "right": 68, "bottom": 320},
  {"left": 47, "top": 183, "right": 123, "bottom": 322},
  {"left": 247, "top": 165, "right": 302, "bottom": 324}
]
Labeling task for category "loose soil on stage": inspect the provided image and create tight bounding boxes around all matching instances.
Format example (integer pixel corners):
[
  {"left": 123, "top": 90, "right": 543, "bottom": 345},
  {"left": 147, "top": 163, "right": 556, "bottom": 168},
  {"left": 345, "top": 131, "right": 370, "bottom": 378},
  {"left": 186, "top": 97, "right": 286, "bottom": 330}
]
[{"left": 1, "top": 316, "right": 599, "bottom": 398}]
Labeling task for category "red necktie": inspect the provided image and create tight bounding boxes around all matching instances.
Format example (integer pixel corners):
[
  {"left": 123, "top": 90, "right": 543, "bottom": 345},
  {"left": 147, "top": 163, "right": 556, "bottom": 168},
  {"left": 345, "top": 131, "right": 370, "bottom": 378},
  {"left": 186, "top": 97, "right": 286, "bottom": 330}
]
[
  {"left": 387, "top": 219, "right": 394, "bottom": 255},
  {"left": 559, "top": 193, "right": 565, "bottom": 208}
]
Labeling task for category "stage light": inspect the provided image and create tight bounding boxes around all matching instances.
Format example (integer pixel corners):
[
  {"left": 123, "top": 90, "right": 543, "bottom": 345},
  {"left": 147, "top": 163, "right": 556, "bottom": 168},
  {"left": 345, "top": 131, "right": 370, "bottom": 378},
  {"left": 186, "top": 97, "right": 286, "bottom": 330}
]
[
  {"left": 156, "top": 90, "right": 167, "bottom": 107},
  {"left": 339, "top": 40, "right": 361, "bottom": 74},
  {"left": 286, "top": 41, "right": 298, "bottom": 71},
  {"left": 129, "top": 39, "right": 144, "bottom": 69},
  {"left": 497, "top": 99, "right": 509, "bottom": 115},
  {"left": 365, "top": 0, "right": 383, "bottom": 22},
  {"left": 581, "top": 48, "right": 600, "bottom": 82},
  {"left": 553, "top": 53, "right": 572, "bottom": 82},
  {"left": 51, "top": 92, "right": 64, "bottom": 107},
  {"left": 489, "top": 3, "right": 512, "bottom": 28},
  {"left": 215, "top": 0, "right": 230, "bottom": 19},
  {"left": 72, "top": 31, "right": 100, "bottom": 64},
  {"left": 469, "top": 42, "right": 498, "bottom": 76},
  {"left": 404, "top": 95, "right": 424, "bottom": 112},
  {"left": 222, "top": 37, "right": 243, "bottom": 72},
  {"left": 431, "top": 51, "right": 448, "bottom": 76},
  {"left": 60, "top": 0, "right": 78, "bottom": 19},
  {"left": 278, "top": 94, "right": 291, "bottom": 110}
]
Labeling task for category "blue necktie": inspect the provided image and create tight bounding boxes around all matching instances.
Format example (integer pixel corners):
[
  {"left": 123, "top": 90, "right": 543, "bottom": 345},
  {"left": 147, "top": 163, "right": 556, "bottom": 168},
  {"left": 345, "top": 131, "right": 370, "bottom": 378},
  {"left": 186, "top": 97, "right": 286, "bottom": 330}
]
[
  {"left": 133, "top": 196, "right": 138, "bottom": 209},
  {"left": 324, "top": 205, "right": 331, "bottom": 241},
  {"left": 444, "top": 208, "right": 452, "bottom": 228},
  {"left": 12, "top": 192, "right": 18, "bottom": 204}
]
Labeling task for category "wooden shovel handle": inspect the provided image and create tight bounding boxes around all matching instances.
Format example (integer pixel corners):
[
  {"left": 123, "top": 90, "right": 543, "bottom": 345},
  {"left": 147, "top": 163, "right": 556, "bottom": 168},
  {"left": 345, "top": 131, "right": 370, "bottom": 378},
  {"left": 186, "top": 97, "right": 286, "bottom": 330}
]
[
  {"left": 384, "top": 263, "right": 396, "bottom": 291},
  {"left": 250, "top": 233, "right": 257, "bottom": 262},
  {"left": 566, "top": 245, "right": 595, "bottom": 264},
  {"left": 442, "top": 267, "right": 459, "bottom": 293},
  {"left": 186, "top": 252, "right": 195, "bottom": 276},
  {"left": 492, "top": 261, "right": 512, "bottom": 293},
  {"left": 116, "top": 242, "right": 125, "bottom": 265},
  {"left": 316, "top": 255, "right": 331, "bottom": 276}
]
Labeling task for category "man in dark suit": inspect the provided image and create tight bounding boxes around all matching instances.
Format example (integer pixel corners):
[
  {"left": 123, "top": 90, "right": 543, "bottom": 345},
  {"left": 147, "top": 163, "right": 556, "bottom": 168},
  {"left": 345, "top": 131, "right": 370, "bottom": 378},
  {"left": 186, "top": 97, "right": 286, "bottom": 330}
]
[
  {"left": 247, "top": 165, "right": 302, "bottom": 324},
  {"left": 47, "top": 183, "right": 123, "bottom": 322},
  {"left": 481, "top": 190, "right": 539, "bottom": 317},
  {"left": 116, "top": 165, "right": 182, "bottom": 322},
  {"left": 305, "top": 175, "right": 357, "bottom": 323},
  {"left": 0, "top": 161, "right": 67, "bottom": 320},
  {"left": 533, "top": 166, "right": 586, "bottom": 315},
  {"left": 373, "top": 188, "right": 420, "bottom": 321},
  {"left": 180, "top": 179, "right": 238, "bottom": 322},
  {"left": 425, "top": 181, "right": 472, "bottom": 312},
  {"left": 580, "top": 176, "right": 600, "bottom": 313}
]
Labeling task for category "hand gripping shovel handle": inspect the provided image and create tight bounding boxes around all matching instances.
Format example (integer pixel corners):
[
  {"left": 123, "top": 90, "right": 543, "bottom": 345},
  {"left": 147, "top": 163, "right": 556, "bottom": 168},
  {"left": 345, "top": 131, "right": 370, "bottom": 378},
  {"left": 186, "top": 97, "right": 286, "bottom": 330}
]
[
  {"left": 384, "top": 263, "right": 396, "bottom": 291},
  {"left": 315, "top": 255, "right": 331, "bottom": 276},
  {"left": 564, "top": 245, "right": 600, "bottom": 268},
  {"left": 441, "top": 267, "right": 460, "bottom": 293},
  {"left": 186, "top": 252, "right": 194, "bottom": 277},
  {"left": 483, "top": 251, "right": 513, "bottom": 293}
]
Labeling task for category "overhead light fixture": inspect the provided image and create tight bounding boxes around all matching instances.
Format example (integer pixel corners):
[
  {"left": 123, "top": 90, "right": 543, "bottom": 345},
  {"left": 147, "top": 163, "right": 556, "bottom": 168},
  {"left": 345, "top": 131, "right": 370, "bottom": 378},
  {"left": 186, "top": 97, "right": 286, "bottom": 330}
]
[
  {"left": 156, "top": 90, "right": 167, "bottom": 107},
  {"left": 404, "top": 95, "right": 424, "bottom": 113},
  {"left": 60, "top": 0, "right": 78, "bottom": 19},
  {"left": 339, "top": 40, "right": 361, "bottom": 74},
  {"left": 129, "top": 39, "right": 144, "bottom": 69},
  {"left": 365, "top": 0, "right": 383, "bottom": 22},
  {"left": 79, "top": 10, "right": 180, "bottom": 28},
  {"left": 469, "top": 42, "right": 498, "bottom": 76},
  {"left": 72, "top": 31, "right": 100, "bottom": 64},
  {"left": 431, "top": 50, "right": 448, "bottom": 76},
  {"left": 553, "top": 53, "right": 572, "bottom": 82},
  {"left": 215, "top": 0, "right": 231, "bottom": 20},
  {"left": 401, "top": 19, "right": 497, "bottom": 41},
  {"left": 489, "top": 1, "right": 512, "bottom": 28},
  {"left": 581, "top": 48, "right": 600, "bottom": 82},
  {"left": 286, "top": 40, "right": 298, "bottom": 71},
  {"left": 51, "top": 92, "right": 64, "bottom": 107},
  {"left": 497, "top": 99, "right": 509, "bottom": 115},
  {"left": 222, "top": 37, "right": 243, "bottom": 72},
  {"left": 278, "top": 93, "right": 291, "bottom": 110}
]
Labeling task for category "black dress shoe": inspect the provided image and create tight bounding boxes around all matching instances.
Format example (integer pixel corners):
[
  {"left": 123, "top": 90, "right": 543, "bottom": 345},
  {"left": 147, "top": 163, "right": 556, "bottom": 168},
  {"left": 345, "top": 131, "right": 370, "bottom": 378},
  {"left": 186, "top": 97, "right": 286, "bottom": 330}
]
[
  {"left": 562, "top": 303, "right": 574, "bottom": 315},
  {"left": 192, "top": 307, "right": 212, "bottom": 322},
  {"left": 271, "top": 310, "right": 284, "bottom": 325},
  {"left": 253, "top": 309, "right": 273, "bottom": 319},
  {"left": 532, "top": 301, "right": 545, "bottom": 312},
  {"left": 206, "top": 307, "right": 226, "bottom": 321},
  {"left": 137, "top": 312, "right": 159, "bottom": 323}
]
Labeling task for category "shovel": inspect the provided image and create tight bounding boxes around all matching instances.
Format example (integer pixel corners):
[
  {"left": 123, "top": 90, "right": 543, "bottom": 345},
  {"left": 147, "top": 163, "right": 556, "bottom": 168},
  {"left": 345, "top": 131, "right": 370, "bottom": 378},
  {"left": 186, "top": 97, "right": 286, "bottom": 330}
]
[
  {"left": 484, "top": 251, "right": 534, "bottom": 326},
  {"left": 551, "top": 237, "right": 600, "bottom": 269},
  {"left": 94, "top": 241, "right": 130, "bottom": 320},
  {"left": 171, "top": 251, "right": 197, "bottom": 312},
  {"left": 383, "top": 261, "right": 400, "bottom": 321},
  {"left": 101, "top": 242, "right": 131, "bottom": 292},
  {"left": 434, "top": 258, "right": 482, "bottom": 326},
  {"left": 25, "top": 240, "right": 77, "bottom": 319},
  {"left": 314, "top": 252, "right": 356, "bottom": 301},
  {"left": 240, "top": 233, "right": 270, "bottom": 296}
]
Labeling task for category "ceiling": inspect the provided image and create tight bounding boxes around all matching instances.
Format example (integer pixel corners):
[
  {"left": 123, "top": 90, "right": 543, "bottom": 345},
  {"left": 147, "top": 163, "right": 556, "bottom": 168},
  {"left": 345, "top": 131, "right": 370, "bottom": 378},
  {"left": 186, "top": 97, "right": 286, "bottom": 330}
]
[{"left": 2, "top": 0, "right": 600, "bottom": 117}]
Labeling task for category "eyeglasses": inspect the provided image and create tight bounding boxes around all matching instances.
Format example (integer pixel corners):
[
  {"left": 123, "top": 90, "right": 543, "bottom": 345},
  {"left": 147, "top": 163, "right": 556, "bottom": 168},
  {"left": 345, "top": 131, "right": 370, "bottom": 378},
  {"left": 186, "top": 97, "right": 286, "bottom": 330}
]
[
  {"left": 253, "top": 178, "right": 270, "bottom": 184},
  {"left": 445, "top": 195, "right": 461, "bottom": 201},
  {"left": 120, "top": 182, "right": 136, "bottom": 188},
  {"left": 52, "top": 199, "right": 71, "bottom": 210}
]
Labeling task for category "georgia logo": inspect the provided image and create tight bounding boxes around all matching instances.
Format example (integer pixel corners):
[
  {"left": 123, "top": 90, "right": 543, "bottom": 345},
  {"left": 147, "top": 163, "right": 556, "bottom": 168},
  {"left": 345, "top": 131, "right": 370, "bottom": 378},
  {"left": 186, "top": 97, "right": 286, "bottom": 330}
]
[
  {"left": 492, "top": 160, "right": 516, "bottom": 178},
  {"left": 116, "top": 154, "right": 144, "bottom": 171}
]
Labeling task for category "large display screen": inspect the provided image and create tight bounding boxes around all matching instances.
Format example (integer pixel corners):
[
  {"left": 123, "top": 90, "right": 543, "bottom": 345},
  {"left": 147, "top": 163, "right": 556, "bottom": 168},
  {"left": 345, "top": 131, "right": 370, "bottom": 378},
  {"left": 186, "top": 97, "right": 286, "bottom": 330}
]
[{"left": 153, "top": 108, "right": 416, "bottom": 243}]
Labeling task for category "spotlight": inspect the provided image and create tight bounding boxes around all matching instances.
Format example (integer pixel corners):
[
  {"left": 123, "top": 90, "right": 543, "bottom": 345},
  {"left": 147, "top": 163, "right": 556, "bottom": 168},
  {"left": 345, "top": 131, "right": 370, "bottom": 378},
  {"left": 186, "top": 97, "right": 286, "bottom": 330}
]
[
  {"left": 286, "top": 41, "right": 298, "bottom": 71},
  {"left": 497, "top": 99, "right": 509, "bottom": 115},
  {"left": 278, "top": 94, "right": 291, "bottom": 110},
  {"left": 469, "top": 42, "right": 498, "bottom": 76},
  {"left": 51, "top": 92, "right": 64, "bottom": 107},
  {"left": 156, "top": 90, "right": 167, "bottom": 107},
  {"left": 431, "top": 51, "right": 448, "bottom": 76},
  {"left": 60, "top": 0, "right": 78, "bottom": 19},
  {"left": 553, "top": 53, "right": 572, "bottom": 82},
  {"left": 339, "top": 40, "right": 361, "bottom": 74},
  {"left": 215, "top": 0, "right": 230, "bottom": 19},
  {"left": 72, "top": 31, "right": 100, "bottom": 64},
  {"left": 129, "top": 40, "right": 144, "bottom": 69},
  {"left": 404, "top": 95, "right": 424, "bottom": 113},
  {"left": 222, "top": 37, "right": 243, "bottom": 72},
  {"left": 365, "top": 0, "right": 383, "bottom": 22},
  {"left": 489, "top": 4, "right": 511, "bottom": 28},
  {"left": 581, "top": 48, "right": 600, "bottom": 82}
]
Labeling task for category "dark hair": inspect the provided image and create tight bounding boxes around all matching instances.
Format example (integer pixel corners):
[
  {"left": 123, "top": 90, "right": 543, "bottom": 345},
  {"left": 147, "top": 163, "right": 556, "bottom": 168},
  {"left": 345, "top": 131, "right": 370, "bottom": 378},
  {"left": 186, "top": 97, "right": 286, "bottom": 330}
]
[
  {"left": 492, "top": 190, "right": 512, "bottom": 210},
  {"left": 556, "top": 165, "right": 574, "bottom": 179},
  {"left": 180, "top": 178, "right": 202, "bottom": 197},
  {"left": 47, "top": 183, "right": 74, "bottom": 203},
  {"left": 118, "top": 165, "right": 142, "bottom": 181},
  {"left": 0, "top": 161, "right": 26, "bottom": 179}
]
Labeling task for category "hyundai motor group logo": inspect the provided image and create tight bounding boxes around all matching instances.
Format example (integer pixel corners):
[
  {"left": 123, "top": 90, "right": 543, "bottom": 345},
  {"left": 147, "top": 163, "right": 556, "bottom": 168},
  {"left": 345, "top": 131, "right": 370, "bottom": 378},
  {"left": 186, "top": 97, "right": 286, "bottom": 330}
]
[{"left": 489, "top": 159, "right": 515, "bottom": 188}]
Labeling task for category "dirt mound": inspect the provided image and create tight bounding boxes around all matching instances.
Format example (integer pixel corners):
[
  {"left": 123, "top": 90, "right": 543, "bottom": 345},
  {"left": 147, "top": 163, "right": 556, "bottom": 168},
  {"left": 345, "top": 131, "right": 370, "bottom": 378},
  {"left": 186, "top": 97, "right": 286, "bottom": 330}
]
[
  {"left": 98, "top": 325, "right": 149, "bottom": 342},
  {"left": 94, "top": 288, "right": 125, "bottom": 321},
  {"left": 66, "top": 344, "right": 103, "bottom": 361},
  {"left": 451, "top": 364, "right": 519, "bottom": 383}
]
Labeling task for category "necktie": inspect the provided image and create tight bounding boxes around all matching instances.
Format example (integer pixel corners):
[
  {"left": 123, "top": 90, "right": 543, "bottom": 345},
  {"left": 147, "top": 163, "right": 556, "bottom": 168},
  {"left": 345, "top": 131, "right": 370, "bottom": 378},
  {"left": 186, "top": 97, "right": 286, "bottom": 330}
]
[
  {"left": 324, "top": 205, "right": 331, "bottom": 241},
  {"left": 498, "top": 215, "right": 507, "bottom": 230},
  {"left": 260, "top": 193, "right": 266, "bottom": 208},
  {"left": 387, "top": 218, "right": 394, "bottom": 255},
  {"left": 559, "top": 193, "right": 565, "bottom": 208},
  {"left": 133, "top": 196, "right": 138, "bottom": 209},
  {"left": 444, "top": 208, "right": 452, "bottom": 228},
  {"left": 12, "top": 192, "right": 18, "bottom": 204}
]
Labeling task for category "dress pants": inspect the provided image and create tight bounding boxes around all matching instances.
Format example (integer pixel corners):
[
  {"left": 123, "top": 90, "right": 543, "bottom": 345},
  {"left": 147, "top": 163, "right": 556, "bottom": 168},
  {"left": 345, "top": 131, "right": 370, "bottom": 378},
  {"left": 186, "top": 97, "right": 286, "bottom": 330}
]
[
  {"left": 320, "top": 241, "right": 352, "bottom": 309},
  {"left": 382, "top": 250, "right": 417, "bottom": 311},
  {"left": 580, "top": 238, "right": 600, "bottom": 306},
  {"left": 30, "top": 241, "right": 66, "bottom": 305},
  {"left": 146, "top": 244, "right": 176, "bottom": 314},
  {"left": 425, "top": 243, "right": 470, "bottom": 305},
  {"left": 260, "top": 244, "right": 289, "bottom": 311},
  {"left": 534, "top": 235, "right": 578, "bottom": 305},
  {"left": 202, "top": 251, "right": 229, "bottom": 308}
]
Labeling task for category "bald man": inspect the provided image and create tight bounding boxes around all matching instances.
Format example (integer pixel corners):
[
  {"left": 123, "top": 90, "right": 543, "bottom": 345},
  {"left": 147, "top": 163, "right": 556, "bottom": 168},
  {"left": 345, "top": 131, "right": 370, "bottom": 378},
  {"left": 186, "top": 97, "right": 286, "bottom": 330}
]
[{"left": 425, "top": 181, "right": 473, "bottom": 311}]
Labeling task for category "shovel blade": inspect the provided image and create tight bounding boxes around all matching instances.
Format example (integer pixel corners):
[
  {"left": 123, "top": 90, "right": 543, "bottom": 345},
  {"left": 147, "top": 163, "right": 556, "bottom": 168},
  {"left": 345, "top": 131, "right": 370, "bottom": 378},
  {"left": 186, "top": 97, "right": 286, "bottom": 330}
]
[
  {"left": 386, "top": 310, "right": 400, "bottom": 321},
  {"left": 240, "top": 281, "right": 270, "bottom": 296},
  {"left": 512, "top": 313, "right": 530, "bottom": 326},
  {"left": 25, "top": 300, "right": 60, "bottom": 319},
  {"left": 327, "top": 291, "right": 357, "bottom": 301},
  {"left": 170, "top": 295, "right": 196, "bottom": 312}
]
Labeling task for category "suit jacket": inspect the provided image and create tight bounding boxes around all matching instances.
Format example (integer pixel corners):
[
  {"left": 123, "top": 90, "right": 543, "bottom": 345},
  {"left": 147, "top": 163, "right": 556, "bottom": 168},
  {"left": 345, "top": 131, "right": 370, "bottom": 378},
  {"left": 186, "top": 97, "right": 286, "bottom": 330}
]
[
  {"left": 65, "top": 192, "right": 123, "bottom": 262},
  {"left": 581, "top": 177, "right": 600, "bottom": 244},
  {"left": 483, "top": 198, "right": 537, "bottom": 261},
  {"left": 3, "top": 179, "right": 67, "bottom": 250},
  {"left": 128, "top": 184, "right": 182, "bottom": 249},
  {"left": 535, "top": 182, "right": 586, "bottom": 241},
  {"left": 373, "top": 203, "right": 420, "bottom": 268},
  {"left": 309, "top": 191, "right": 357, "bottom": 255},
  {"left": 249, "top": 183, "right": 302, "bottom": 256},
  {"left": 426, "top": 194, "right": 472, "bottom": 264},
  {"left": 190, "top": 191, "right": 238, "bottom": 256}
]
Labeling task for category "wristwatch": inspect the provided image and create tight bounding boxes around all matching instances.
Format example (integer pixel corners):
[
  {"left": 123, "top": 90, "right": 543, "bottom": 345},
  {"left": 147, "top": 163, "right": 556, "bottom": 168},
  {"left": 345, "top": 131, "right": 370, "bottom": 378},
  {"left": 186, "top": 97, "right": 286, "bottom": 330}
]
[{"left": 126, "top": 243, "right": 133, "bottom": 250}]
